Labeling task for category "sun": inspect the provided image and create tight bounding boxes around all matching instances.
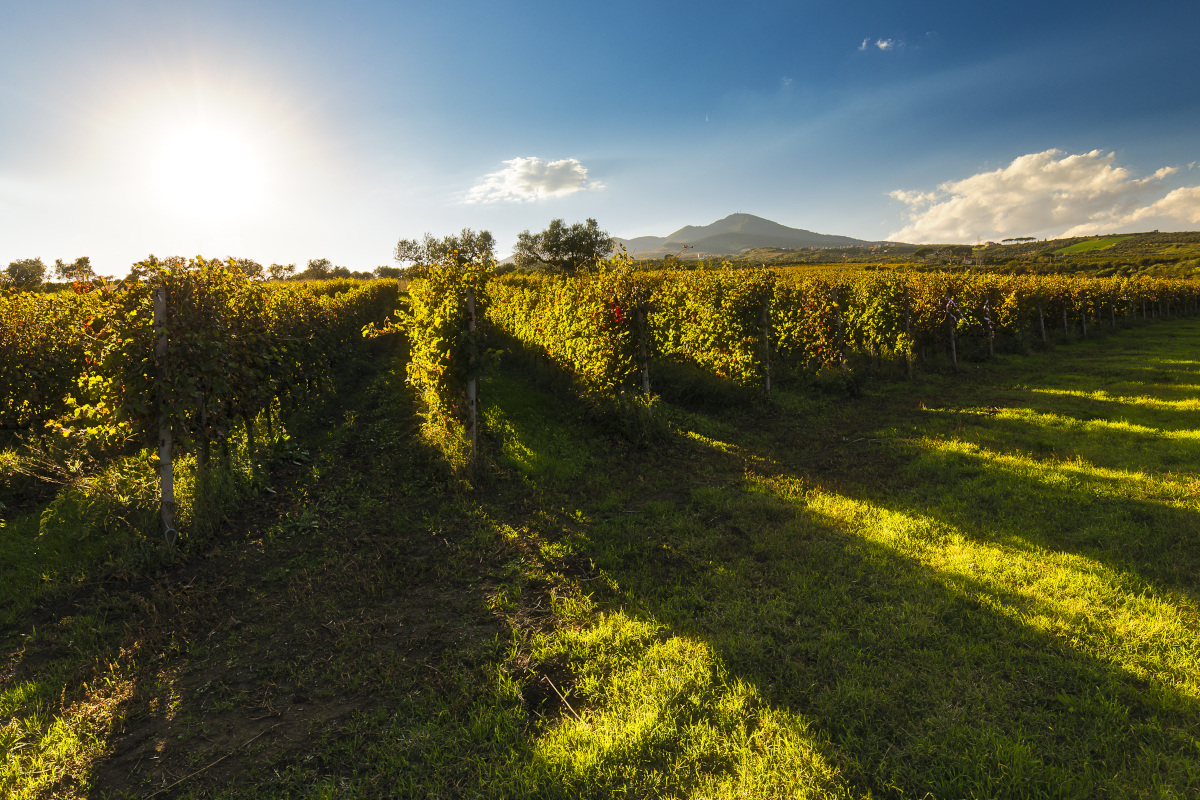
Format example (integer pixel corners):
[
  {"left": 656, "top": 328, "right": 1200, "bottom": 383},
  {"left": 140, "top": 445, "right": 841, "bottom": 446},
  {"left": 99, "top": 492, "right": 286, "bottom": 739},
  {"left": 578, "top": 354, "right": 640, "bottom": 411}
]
[{"left": 154, "top": 124, "right": 265, "bottom": 219}]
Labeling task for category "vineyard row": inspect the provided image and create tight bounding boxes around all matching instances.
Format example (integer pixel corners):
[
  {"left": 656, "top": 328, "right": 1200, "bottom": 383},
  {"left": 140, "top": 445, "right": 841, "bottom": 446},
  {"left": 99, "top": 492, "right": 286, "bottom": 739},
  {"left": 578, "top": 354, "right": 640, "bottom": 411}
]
[
  {"left": 405, "top": 261, "right": 1200, "bottom": 463},
  {"left": 3, "top": 259, "right": 399, "bottom": 536}
]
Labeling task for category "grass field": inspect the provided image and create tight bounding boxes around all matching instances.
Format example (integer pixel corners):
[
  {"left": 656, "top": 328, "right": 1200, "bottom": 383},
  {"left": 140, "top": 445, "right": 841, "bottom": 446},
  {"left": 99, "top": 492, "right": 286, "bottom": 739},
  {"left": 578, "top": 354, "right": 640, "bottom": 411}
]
[
  {"left": 1054, "top": 236, "right": 1133, "bottom": 255},
  {"left": 2, "top": 318, "right": 1199, "bottom": 798}
]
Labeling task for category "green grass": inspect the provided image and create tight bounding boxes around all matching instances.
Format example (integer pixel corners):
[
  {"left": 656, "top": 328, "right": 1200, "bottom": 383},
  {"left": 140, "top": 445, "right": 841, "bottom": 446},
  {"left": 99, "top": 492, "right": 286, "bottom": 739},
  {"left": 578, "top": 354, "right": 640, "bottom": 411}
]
[
  {"left": 3, "top": 320, "right": 1200, "bottom": 798},
  {"left": 1055, "top": 235, "right": 1133, "bottom": 255}
]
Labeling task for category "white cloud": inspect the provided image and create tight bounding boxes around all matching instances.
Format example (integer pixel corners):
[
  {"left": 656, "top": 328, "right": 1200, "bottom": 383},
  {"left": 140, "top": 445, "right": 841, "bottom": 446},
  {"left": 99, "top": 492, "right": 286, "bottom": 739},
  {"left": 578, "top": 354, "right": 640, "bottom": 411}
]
[
  {"left": 888, "top": 149, "right": 1200, "bottom": 242},
  {"left": 465, "top": 156, "right": 600, "bottom": 203},
  {"left": 859, "top": 37, "right": 903, "bottom": 52},
  {"left": 1094, "top": 185, "right": 1200, "bottom": 228},
  {"left": 1135, "top": 166, "right": 1178, "bottom": 184}
]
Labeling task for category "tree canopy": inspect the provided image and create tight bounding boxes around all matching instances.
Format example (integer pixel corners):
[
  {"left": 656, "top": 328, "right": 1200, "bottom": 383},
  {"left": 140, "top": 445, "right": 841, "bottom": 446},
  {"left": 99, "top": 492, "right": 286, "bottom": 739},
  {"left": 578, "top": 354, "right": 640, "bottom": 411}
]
[
  {"left": 53, "top": 256, "right": 94, "bottom": 282},
  {"left": 300, "top": 258, "right": 333, "bottom": 280},
  {"left": 5, "top": 257, "right": 46, "bottom": 287},
  {"left": 394, "top": 228, "right": 496, "bottom": 268},
  {"left": 233, "top": 258, "right": 264, "bottom": 279},
  {"left": 374, "top": 265, "right": 403, "bottom": 279},
  {"left": 513, "top": 218, "right": 613, "bottom": 273},
  {"left": 267, "top": 263, "right": 296, "bottom": 281}
]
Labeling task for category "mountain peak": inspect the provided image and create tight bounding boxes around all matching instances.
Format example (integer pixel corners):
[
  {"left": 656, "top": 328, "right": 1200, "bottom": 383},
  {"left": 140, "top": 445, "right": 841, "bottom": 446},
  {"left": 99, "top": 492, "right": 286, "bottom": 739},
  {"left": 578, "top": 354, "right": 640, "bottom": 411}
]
[{"left": 613, "top": 213, "right": 875, "bottom": 258}]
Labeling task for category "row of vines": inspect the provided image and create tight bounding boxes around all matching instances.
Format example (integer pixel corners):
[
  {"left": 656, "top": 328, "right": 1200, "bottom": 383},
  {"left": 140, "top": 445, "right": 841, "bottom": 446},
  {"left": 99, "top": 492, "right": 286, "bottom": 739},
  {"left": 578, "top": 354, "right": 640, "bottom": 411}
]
[
  {"left": 400, "top": 261, "right": 1200, "bottom": 462},
  {"left": 2, "top": 258, "right": 399, "bottom": 536},
  {"left": 406, "top": 261, "right": 1200, "bottom": 434}
]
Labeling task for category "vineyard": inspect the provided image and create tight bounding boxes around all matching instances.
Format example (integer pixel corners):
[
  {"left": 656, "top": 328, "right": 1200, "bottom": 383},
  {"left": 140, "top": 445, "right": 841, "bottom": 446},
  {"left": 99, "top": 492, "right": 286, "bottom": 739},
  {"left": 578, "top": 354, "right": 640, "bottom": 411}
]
[
  {"left": 4, "top": 257, "right": 1200, "bottom": 799},
  {"left": 403, "top": 258, "right": 1200, "bottom": 463},
  {"left": 7, "top": 255, "right": 1200, "bottom": 530},
  {"left": 2, "top": 258, "right": 399, "bottom": 537}
]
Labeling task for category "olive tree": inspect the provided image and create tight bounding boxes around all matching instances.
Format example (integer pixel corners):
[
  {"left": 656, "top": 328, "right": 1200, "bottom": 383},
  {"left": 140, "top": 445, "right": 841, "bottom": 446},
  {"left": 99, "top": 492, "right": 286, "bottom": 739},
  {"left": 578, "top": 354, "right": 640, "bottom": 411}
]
[
  {"left": 393, "top": 228, "right": 496, "bottom": 268},
  {"left": 300, "top": 258, "right": 333, "bottom": 279},
  {"left": 53, "top": 256, "right": 94, "bottom": 282},
  {"left": 233, "top": 258, "right": 264, "bottom": 279},
  {"left": 5, "top": 258, "right": 46, "bottom": 287},
  {"left": 513, "top": 218, "right": 613, "bottom": 273},
  {"left": 267, "top": 263, "right": 297, "bottom": 281}
]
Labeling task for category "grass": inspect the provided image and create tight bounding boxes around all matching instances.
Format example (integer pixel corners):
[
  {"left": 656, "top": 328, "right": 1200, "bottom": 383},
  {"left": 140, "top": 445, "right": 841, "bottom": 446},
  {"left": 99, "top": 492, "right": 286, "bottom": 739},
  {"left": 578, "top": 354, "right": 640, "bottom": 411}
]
[
  {"left": 2, "top": 318, "right": 1199, "bottom": 797},
  {"left": 1055, "top": 236, "right": 1133, "bottom": 255}
]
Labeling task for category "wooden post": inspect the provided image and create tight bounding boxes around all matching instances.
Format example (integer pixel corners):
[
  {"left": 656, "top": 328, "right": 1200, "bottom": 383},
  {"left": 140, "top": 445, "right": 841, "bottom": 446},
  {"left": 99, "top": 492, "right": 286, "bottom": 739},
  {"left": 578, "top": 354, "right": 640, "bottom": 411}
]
[
  {"left": 1062, "top": 307, "right": 1070, "bottom": 340},
  {"left": 465, "top": 286, "right": 478, "bottom": 464},
  {"left": 1080, "top": 304, "right": 1088, "bottom": 339},
  {"left": 154, "top": 287, "right": 177, "bottom": 545},
  {"left": 761, "top": 293, "right": 771, "bottom": 395},
  {"left": 834, "top": 289, "right": 846, "bottom": 365},
  {"left": 903, "top": 286, "right": 912, "bottom": 338},
  {"left": 903, "top": 286, "right": 913, "bottom": 380},
  {"left": 198, "top": 392, "right": 209, "bottom": 468},
  {"left": 1037, "top": 303, "right": 1047, "bottom": 344},
  {"left": 245, "top": 415, "right": 256, "bottom": 465},
  {"left": 947, "top": 294, "right": 957, "bottom": 369},
  {"left": 637, "top": 307, "right": 651, "bottom": 400},
  {"left": 985, "top": 299, "right": 995, "bottom": 359}
]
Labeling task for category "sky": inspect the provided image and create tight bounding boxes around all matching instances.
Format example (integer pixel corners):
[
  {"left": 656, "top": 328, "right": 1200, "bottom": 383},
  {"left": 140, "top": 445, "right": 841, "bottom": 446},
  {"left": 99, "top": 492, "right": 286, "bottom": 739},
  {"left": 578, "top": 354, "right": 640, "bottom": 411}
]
[{"left": 3, "top": 0, "right": 1200, "bottom": 275}]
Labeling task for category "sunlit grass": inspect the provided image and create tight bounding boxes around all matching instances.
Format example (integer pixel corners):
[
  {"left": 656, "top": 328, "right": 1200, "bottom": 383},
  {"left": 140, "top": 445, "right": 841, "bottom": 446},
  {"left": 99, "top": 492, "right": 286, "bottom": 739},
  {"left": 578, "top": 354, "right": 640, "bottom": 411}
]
[
  {"left": 1030, "top": 386, "right": 1200, "bottom": 411},
  {"left": 5, "top": 315, "right": 1200, "bottom": 797},
  {"left": 915, "top": 435, "right": 1199, "bottom": 505},
  {"left": 475, "top": 318, "right": 1200, "bottom": 795},
  {"left": 0, "top": 648, "right": 134, "bottom": 798},
  {"left": 531, "top": 612, "right": 850, "bottom": 798},
  {"left": 1054, "top": 235, "right": 1132, "bottom": 254},
  {"left": 793, "top": 479, "right": 1200, "bottom": 694}
]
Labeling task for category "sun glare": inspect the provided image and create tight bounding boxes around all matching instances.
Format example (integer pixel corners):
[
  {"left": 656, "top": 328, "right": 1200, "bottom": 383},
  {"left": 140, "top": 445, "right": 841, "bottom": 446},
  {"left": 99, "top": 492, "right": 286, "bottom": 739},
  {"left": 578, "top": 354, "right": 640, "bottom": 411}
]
[{"left": 154, "top": 125, "right": 265, "bottom": 219}]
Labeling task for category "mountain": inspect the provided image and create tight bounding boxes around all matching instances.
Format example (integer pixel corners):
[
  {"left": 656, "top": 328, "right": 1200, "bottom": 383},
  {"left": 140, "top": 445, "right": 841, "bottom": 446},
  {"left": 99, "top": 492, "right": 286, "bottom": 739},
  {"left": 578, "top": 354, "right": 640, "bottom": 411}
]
[{"left": 613, "top": 213, "right": 879, "bottom": 259}]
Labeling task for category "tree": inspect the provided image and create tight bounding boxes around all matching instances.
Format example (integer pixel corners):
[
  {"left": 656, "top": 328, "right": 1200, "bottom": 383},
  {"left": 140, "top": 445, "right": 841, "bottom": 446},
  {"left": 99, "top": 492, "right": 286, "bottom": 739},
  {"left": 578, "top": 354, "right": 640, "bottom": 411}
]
[
  {"left": 513, "top": 218, "right": 613, "bottom": 273},
  {"left": 393, "top": 228, "right": 496, "bottom": 268},
  {"left": 374, "top": 265, "right": 402, "bottom": 279},
  {"left": 233, "top": 258, "right": 264, "bottom": 279},
  {"left": 302, "top": 258, "right": 333, "bottom": 279},
  {"left": 944, "top": 245, "right": 974, "bottom": 264},
  {"left": 267, "top": 263, "right": 297, "bottom": 281},
  {"left": 5, "top": 258, "right": 46, "bottom": 287},
  {"left": 53, "top": 256, "right": 94, "bottom": 282}
]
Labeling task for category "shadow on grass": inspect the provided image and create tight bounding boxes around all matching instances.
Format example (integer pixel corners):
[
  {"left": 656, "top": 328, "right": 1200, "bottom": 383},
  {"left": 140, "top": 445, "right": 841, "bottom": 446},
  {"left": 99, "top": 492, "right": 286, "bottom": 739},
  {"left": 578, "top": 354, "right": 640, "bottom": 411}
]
[
  {"left": 476, "top": 319, "right": 1200, "bottom": 797},
  {"left": 575, "top": 486, "right": 1200, "bottom": 796},
  {"left": 7, "top": 318, "right": 1198, "bottom": 798},
  {"left": 0, "top": 336, "right": 510, "bottom": 799},
  {"left": 743, "top": 316, "right": 1200, "bottom": 604}
]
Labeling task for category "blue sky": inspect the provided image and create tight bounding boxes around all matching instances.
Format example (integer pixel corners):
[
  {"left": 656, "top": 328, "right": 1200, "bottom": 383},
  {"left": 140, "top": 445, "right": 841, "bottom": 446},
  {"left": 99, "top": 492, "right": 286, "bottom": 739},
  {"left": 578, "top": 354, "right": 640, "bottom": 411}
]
[{"left": 3, "top": 0, "right": 1200, "bottom": 274}]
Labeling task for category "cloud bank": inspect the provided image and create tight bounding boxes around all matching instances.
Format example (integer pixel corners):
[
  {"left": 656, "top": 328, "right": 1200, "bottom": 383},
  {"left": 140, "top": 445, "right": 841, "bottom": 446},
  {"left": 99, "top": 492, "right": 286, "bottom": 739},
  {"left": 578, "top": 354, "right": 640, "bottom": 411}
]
[
  {"left": 465, "top": 157, "right": 600, "bottom": 203},
  {"left": 888, "top": 149, "right": 1200, "bottom": 242}
]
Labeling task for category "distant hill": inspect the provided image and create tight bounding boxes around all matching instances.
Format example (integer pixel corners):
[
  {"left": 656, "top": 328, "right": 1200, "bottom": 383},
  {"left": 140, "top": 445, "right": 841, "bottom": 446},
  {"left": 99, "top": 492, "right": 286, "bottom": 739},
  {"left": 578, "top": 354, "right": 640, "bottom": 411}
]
[{"left": 613, "top": 213, "right": 883, "bottom": 259}]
